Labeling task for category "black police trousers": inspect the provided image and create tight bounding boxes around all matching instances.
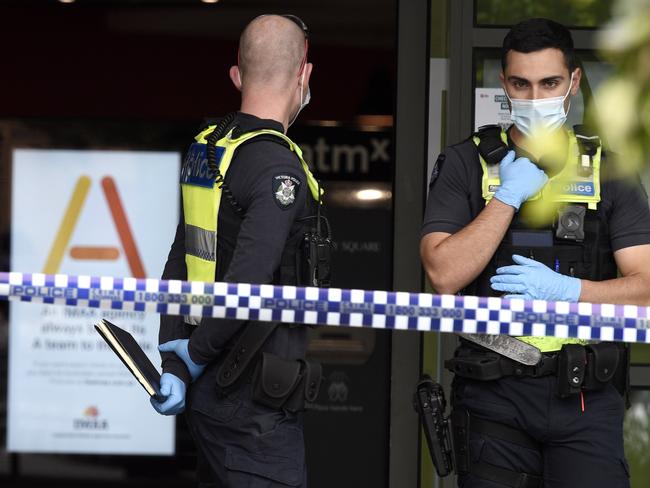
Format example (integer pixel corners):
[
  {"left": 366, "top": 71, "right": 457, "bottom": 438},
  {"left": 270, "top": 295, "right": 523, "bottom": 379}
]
[
  {"left": 453, "top": 374, "right": 630, "bottom": 488},
  {"left": 185, "top": 361, "right": 307, "bottom": 488}
]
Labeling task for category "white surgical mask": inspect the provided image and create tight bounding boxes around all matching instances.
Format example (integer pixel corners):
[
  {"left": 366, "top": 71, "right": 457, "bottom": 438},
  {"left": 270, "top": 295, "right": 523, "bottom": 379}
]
[
  {"left": 288, "top": 68, "right": 311, "bottom": 128},
  {"left": 505, "top": 74, "right": 574, "bottom": 137}
]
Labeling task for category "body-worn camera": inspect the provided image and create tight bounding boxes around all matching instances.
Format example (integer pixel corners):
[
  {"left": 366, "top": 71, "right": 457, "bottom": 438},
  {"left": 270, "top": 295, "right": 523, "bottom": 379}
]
[
  {"left": 556, "top": 205, "right": 586, "bottom": 241},
  {"left": 413, "top": 375, "right": 455, "bottom": 477}
]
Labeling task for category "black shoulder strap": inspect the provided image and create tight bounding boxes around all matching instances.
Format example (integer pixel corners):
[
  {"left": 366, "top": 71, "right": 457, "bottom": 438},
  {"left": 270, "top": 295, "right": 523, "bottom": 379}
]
[
  {"left": 206, "top": 122, "right": 298, "bottom": 218},
  {"left": 572, "top": 124, "right": 601, "bottom": 177},
  {"left": 475, "top": 124, "right": 509, "bottom": 166},
  {"left": 231, "top": 126, "right": 292, "bottom": 150}
]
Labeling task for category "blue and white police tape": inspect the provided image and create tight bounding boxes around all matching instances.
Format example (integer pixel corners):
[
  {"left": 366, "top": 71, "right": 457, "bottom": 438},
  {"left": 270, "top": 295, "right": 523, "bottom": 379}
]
[{"left": 1, "top": 271, "right": 650, "bottom": 344}]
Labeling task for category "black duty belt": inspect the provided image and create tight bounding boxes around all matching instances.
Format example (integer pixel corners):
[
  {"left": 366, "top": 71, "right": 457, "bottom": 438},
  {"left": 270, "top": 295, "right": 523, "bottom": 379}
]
[
  {"left": 445, "top": 349, "right": 558, "bottom": 381},
  {"left": 447, "top": 341, "right": 626, "bottom": 400}
]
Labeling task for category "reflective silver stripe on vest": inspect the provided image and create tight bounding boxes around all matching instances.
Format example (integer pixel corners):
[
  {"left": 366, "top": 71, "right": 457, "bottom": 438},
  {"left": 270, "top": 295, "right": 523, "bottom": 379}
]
[{"left": 185, "top": 224, "right": 216, "bottom": 262}]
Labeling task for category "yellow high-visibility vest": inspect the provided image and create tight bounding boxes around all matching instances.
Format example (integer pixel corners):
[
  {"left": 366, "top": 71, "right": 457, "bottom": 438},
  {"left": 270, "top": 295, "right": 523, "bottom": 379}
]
[
  {"left": 474, "top": 129, "right": 602, "bottom": 352},
  {"left": 181, "top": 126, "right": 321, "bottom": 284}
]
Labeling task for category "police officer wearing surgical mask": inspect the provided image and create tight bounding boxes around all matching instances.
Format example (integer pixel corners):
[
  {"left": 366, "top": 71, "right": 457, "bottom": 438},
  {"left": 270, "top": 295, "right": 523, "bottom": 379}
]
[
  {"left": 150, "top": 14, "right": 328, "bottom": 488},
  {"left": 421, "top": 18, "right": 650, "bottom": 488}
]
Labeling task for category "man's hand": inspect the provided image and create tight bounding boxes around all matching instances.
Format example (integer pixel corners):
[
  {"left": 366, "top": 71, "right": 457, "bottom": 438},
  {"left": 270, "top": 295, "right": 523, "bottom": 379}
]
[
  {"left": 159, "top": 339, "right": 206, "bottom": 382},
  {"left": 150, "top": 373, "right": 186, "bottom": 415},
  {"left": 494, "top": 151, "right": 548, "bottom": 210},
  {"left": 490, "top": 254, "right": 581, "bottom": 302}
]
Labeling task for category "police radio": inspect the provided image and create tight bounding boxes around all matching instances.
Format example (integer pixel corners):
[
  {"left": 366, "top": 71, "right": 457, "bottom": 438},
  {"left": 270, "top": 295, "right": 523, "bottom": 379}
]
[
  {"left": 413, "top": 375, "right": 455, "bottom": 477},
  {"left": 301, "top": 181, "right": 332, "bottom": 287}
]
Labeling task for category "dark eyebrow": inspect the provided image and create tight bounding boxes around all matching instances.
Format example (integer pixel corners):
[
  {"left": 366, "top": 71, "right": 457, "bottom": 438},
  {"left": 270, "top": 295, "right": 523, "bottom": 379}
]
[
  {"left": 507, "top": 75, "right": 565, "bottom": 84},
  {"left": 507, "top": 76, "right": 529, "bottom": 84},
  {"left": 540, "top": 76, "right": 564, "bottom": 84}
]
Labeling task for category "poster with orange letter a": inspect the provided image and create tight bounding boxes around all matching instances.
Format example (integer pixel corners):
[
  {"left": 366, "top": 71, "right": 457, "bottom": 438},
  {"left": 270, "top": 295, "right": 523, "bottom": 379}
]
[{"left": 8, "top": 149, "right": 179, "bottom": 455}]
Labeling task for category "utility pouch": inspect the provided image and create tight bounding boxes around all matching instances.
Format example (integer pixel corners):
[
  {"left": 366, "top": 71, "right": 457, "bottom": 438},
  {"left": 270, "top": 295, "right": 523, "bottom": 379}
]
[
  {"left": 556, "top": 344, "right": 586, "bottom": 398},
  {"left": 583, "top": 342, "right": 619, "bottom": 391},
  {"left": 252, "top": 353, "right": 322, "bottom": 412},
  {"left": 284, "top": 358, "right": 323, "bottom": 411},
  {"left": 302, "top": 359, "right": 323, "bottom": 404},
  {"left": 614, "top": 343, "right": 632, "bottom": 409},
  {"left": 413, "top": 375, "right": 455, "bottom": 477}
]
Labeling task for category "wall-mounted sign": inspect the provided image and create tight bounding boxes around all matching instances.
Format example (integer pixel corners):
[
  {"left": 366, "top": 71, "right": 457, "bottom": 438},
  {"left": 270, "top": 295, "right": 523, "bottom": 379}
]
[
  {"left": 8, "top": 149, "right": 179, "bottom": 455},
  {"left": 475, "top": 87, "right": 512, "bottom": 131}
]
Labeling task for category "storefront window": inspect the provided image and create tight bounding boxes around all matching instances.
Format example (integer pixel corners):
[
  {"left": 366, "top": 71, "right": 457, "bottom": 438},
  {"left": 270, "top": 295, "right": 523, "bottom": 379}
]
[
  {"left": 475, "top": 0, "right": 614, "bottom": 28},
  {"left": 473, "top": 48, "right": 614, "bottom": 131}
]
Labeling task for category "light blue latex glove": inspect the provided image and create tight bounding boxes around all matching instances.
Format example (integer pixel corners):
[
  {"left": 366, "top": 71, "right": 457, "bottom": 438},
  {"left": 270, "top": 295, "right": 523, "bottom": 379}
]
[
  {"left": 158, "top": 338, "right": 206, "bottom": 382},
  {"left": 490, "top": 254, "right": 582, "bottom": 302},
  {"left": 494, "top": 150, "right": 548, "bottom": 210},
  {"left": 150, "top": 372, "right": 186, "bottom": 415}
]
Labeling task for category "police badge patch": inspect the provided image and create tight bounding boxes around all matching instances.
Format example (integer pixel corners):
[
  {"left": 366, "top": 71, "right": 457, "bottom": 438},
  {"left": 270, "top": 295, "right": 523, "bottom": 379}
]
[
  {"left": 272, "top": 174, "right": 301, "bottom": 209},
  {"left": 428, "top": 153, "right": 445, "bottom": 191}
]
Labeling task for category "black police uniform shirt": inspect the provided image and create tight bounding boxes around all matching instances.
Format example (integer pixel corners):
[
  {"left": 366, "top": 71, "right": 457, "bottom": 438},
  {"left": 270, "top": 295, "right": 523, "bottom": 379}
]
[
  {"left": 159, "top": 112, "right": 312, "bottom": 384},
  {"left": 421, "top": 128, "right": 650, "bottom": 296}
]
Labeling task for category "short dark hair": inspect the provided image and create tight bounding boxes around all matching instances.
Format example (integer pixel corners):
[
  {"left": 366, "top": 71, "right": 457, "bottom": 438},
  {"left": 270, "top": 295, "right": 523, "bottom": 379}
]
[{"left": 501, "top": 18, "right": 577, "bottom": 73}]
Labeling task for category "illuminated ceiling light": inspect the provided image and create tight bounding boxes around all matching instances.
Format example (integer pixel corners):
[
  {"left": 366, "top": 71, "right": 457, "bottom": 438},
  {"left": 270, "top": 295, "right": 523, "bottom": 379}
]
[
  {"left": 201, "top": 0, "right": 220, "bottom": 3},
  {"left": 356, "top": 189, "right": 388, "bottom": 201},
  {"left": 354, "top": 114, "right": 394, "bottom": 128},
  {"left": 58, "top": 0, "right": 76, "bottom": 3}
]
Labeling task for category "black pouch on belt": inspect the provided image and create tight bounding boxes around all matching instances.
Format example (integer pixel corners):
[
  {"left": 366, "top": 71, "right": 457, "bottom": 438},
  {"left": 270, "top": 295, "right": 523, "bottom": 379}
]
[
  {"left": 556, "top": 344, "right": 586, "bottom": 398},
  {"left": 252, "top": 352, "right": 323, "bottom": 412},
  {"left": 583, "top": 342, "right": 619, "bottom": 391},
  {"left": 444, "top": 353, "right": 504, "bottom": 381},
  {"left": 614, "top": 343, "right": 631, "bottom": 408}
]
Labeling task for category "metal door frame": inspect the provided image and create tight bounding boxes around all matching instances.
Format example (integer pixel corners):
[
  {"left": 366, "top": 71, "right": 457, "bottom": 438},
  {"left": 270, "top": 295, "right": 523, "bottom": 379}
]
[{"left": 390, "top": 0, "right": 430, "bottom": 487}]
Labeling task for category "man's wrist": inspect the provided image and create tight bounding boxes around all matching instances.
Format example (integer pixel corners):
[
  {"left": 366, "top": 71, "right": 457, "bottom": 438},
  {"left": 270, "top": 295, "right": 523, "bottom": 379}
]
[
  {"left": 493, "top": 189, "right": 520, "bottom": 211},
  {"left": 162, "top": 358, "right": 191, "bottom": 386},
  {"left": 565, "top": 276, "right": 582, "bottom": 302},
  {"left": 490, "top": 194, "right": 519, "bottom": 213}
]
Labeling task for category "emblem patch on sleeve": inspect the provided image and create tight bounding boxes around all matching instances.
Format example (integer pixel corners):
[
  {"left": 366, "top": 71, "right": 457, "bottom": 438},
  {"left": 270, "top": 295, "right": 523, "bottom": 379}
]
[
  {"left": 272, "top": 174, "right": 301, "bottom": 209},
  {"left": 428, "top": 153, "right": 445, "bottom": 190}
]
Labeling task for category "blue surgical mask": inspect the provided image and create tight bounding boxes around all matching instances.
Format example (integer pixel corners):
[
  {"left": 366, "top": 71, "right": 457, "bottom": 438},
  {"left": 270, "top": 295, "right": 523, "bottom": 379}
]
[
  {"left": 288, "top": 69, "right": 311, "bottom": 128},
  {"left": 505, "top": 74, "right": 574, "bottom": 136}
]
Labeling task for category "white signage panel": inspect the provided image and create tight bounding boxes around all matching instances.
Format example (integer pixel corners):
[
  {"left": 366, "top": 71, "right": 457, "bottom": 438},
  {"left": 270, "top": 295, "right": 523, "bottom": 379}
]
[
  {"left": 475, "top": 87, "right": 512, "bottom": 131},
  {"left": 8, "top": 149, "right": 179, "bottom": 454}
]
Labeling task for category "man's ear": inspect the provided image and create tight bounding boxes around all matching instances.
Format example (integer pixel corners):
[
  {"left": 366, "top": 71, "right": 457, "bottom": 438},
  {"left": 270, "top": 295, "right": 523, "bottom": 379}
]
[
  {"left": 570, "top": 67, "right": 582, "bottom": 96},
  {"left": 302, "top": 62, "right": 313, "bottom": 87},
  {"left": 499, "top": 71, "right": 506, "bottom": 90},
  {"left": 229, "top": 65, "right": 242, "bottom": 91}
]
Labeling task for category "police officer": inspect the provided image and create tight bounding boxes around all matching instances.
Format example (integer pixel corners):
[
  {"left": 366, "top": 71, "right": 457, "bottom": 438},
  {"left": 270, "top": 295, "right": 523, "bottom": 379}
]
[
  {"left": 150, "top": 14, "right": 325, "bottom": 487},
  {"left": 421, "top": 18, "right": 650, "bottom": 488}
]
